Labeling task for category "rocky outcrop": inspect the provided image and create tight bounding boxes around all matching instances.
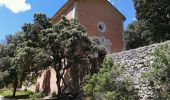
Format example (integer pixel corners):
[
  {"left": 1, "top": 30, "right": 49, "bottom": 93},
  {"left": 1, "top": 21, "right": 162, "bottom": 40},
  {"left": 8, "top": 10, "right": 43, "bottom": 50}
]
[{"left": 110, "top": 41, "right": 170, "bottom": 100}]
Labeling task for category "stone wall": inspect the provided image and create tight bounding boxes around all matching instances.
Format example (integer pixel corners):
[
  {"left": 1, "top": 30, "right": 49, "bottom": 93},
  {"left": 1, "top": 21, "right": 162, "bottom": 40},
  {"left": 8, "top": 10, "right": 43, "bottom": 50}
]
[{"left": 110, "top": 41, "right": 170, "bottom": 100}]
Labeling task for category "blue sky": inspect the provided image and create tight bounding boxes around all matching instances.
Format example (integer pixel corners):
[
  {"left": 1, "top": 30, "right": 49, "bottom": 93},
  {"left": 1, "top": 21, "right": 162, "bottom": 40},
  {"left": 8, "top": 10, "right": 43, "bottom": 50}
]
[{"left": 0, "top": 0, "right": 135, "bottom": 42}]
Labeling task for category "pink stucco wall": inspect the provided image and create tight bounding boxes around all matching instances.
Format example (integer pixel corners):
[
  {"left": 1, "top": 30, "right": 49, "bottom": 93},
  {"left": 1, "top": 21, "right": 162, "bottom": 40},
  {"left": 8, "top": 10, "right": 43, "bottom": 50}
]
[
  {"left": 64, "top": 4, "right": 74, "bottom": 20},
  {"left": 24, "top": 68, "right": 58, "bottom": 94},
  {"left": 77, "top": 0, "right": 124, "bottom": 52}
]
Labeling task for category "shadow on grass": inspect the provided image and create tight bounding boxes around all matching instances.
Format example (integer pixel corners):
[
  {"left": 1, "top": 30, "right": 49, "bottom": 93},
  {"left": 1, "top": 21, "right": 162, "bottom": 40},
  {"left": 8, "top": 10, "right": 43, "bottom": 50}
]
[
  {"left": 44, "top": 93, "right": 82, "bottom": 100},
  {"left": 4, "top": 94, "right": 30, "bottom": 99}
]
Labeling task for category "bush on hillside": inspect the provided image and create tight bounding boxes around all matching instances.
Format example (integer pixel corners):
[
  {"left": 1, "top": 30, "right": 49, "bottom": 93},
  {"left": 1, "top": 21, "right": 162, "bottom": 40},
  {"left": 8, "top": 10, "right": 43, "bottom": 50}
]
[
  {"left": 83, "top": 57, "right": 139, "bottom": 100},
  {"left": 146, "top": 43, "right": 170, "bottom": 99},
  {"left": 124, "top": 21, "right": 154, "bottom": 50}
]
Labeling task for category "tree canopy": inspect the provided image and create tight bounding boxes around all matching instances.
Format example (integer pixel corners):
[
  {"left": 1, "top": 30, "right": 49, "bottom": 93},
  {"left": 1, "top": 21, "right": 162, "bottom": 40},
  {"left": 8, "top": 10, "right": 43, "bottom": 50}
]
[
  {"left": 0, "top": 13, "right": 106, "bottom": 98},
  {"left": 125, "top": 0, "right": 170, "bottom": 50},
  {"left": 39, "top": 16, "right": 105, "bottom": 96}
]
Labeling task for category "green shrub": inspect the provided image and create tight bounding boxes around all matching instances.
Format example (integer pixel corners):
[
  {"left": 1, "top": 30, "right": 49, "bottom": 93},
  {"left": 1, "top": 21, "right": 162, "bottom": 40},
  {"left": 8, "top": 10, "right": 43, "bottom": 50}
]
[
  {"left": 30, "top": 92, "right": 44, "bottom": 100},
  {"left": 83, "top": 57, "right": 139, "bottom": 100},
  {"left": 146, "top": 43, "right": 170, "bottom": 99},
  {"left": 51, "top": 91, "right": 57, "bottom": 97}
]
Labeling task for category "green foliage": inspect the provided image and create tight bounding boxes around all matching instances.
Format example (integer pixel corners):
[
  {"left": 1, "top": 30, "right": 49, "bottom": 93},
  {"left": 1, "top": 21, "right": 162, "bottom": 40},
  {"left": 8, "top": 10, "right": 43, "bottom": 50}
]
[
  {"left": 0, "top": 13, "right": 105, "bottom": 97},
  {"left": 83, "top": 57, "right": 138, "bottom": 100},
  {"left": 23, "top": 74, "right": 37, "bottom": 91},
  {"left": 0, "top": 50, "right": 12, "bottom": 87},
  {"left": 0, "top": 38, "right": 20, "bottom": 96},
  {"left": 152, "top": 43, "right": 170, "bottom": 85},
  {"left": 30, "top": 92, "right": 44, "bottom": 100},
  {"left": 124, "top": 21, "right": 143, "bottom": 50},
  {"left": 0, "top": 13, "right": 52, "bottom": 97},
  {"left": 125, "top": 0, "right": 170, "bottom": 50},
  {"left": 51, "top": 91, "right": 57, "bottom": 97},
  {"left": 124, "top": 20, "right": 155, "bottom": 50},
  {"left": 39, "top": 16, "right": 105, "bottom": 96},
  {"left": 146, "top": 43, "right": 170, "bottom": 99}
]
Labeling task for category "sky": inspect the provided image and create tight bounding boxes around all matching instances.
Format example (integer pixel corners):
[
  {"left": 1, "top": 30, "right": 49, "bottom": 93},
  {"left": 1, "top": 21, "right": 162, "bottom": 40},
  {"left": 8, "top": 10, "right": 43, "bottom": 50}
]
[{"left": 0, "top": 0, "right": 136, "bottom": 42}]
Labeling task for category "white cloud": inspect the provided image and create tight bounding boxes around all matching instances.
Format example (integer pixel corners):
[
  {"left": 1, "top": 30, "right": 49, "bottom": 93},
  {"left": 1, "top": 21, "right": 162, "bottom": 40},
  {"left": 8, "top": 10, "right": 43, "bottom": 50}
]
[
  {"left": 108, "top": 0, "right": 115, "bottom": 5},
  {"left": 0, "top": 0, "right": 31, "bottom": 13},
  {"left": 133, "top": 17, "right": 137, "bottom": 21}
]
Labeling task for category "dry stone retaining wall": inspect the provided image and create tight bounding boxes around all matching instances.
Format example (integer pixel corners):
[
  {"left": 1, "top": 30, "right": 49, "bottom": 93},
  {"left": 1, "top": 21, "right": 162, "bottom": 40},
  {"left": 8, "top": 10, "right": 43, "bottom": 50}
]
[{"left": 110, "top": 41, "right": 170, "bottom": 100}]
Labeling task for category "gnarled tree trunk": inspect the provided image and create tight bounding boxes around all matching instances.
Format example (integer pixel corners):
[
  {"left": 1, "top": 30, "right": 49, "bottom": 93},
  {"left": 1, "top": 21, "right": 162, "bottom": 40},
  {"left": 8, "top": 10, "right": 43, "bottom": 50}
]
[{"left": 12, "top": 76, "right": 18, "bottom": 97}]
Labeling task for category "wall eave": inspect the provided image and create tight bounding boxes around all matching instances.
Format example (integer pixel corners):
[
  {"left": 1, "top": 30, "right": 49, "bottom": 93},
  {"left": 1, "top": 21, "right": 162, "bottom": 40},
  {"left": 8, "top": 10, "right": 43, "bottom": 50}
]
[
  {"left": 105, "top": 0, "right": 126, "bottom": 21},
  {"left": 50, "top": 0, "right": 76, "bottom": 23},
  {"left": 50, "top": 0, "right": 126, "bottom": 23}
]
